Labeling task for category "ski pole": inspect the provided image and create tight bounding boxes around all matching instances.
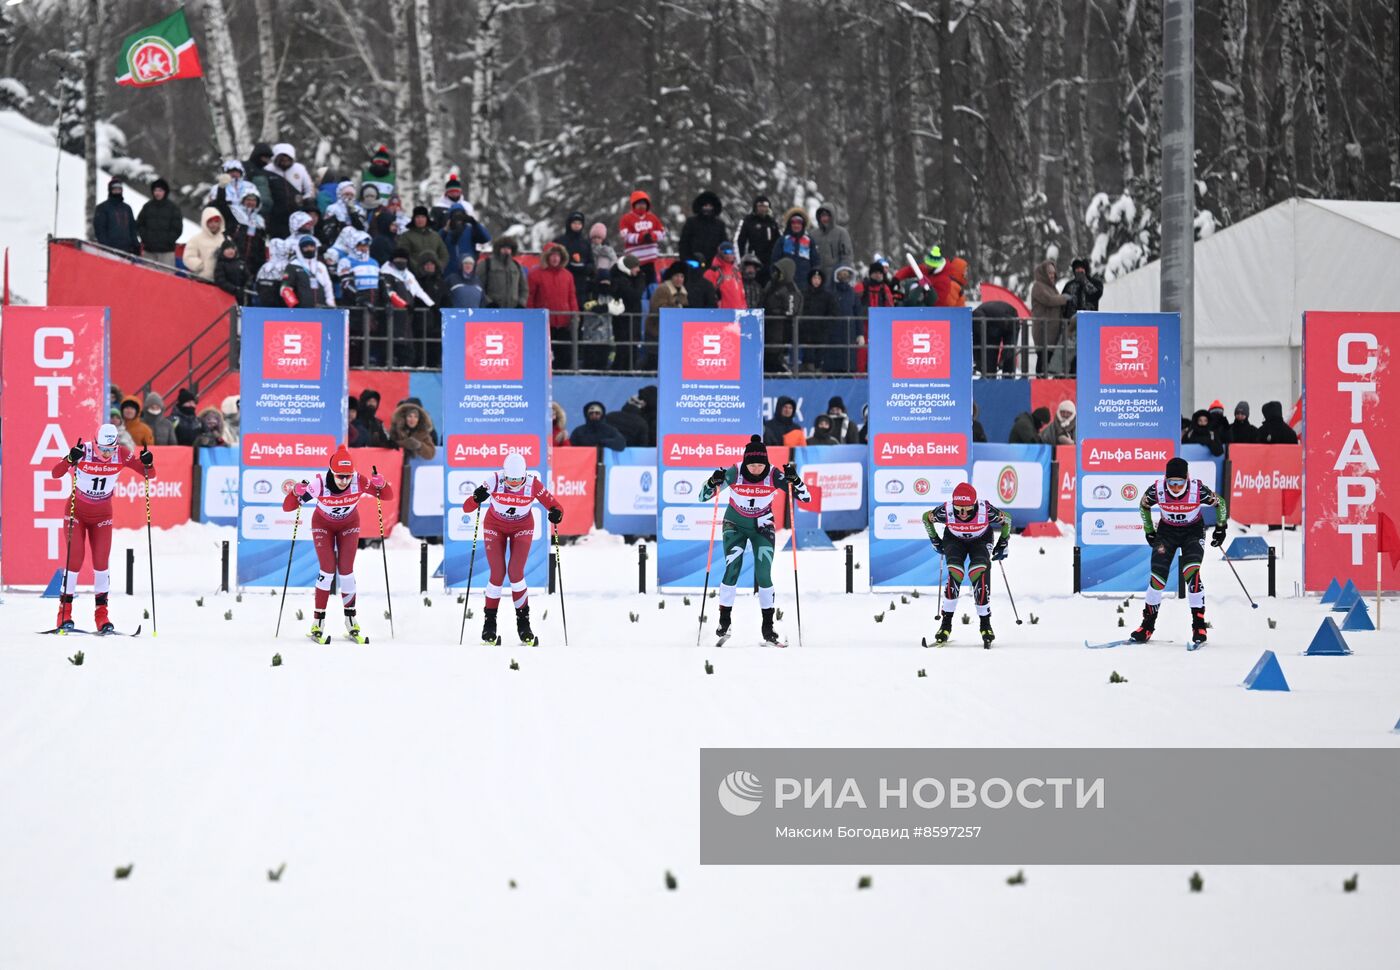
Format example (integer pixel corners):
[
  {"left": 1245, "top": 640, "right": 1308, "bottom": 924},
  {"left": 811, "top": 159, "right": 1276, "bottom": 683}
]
[
  {"left": 372, "top": 464, "right": 394, "bottom": 638},
  {"left": 696, "top": 487, "right": 722, "bottom": 646},
  {"left": 275, "top": 500, "right": 303, "bottom": 638},
  {"left": 1222, "top": 552, "right": 1259, "bottom": 610},
  {"left": 143, "top": 460, "right": 158, "bottom": 637},
  {"left": 58, "top": 446, "right": 80, "bottom": 618},
  {"left": 457, "top": 506, "right": 483, "bottom": 645},
  {"left": 552, "top": 524, "right": 569, "bottom": 646},
  {"left": 787, "top": 478, "right": 804, "bottom": 648},
  {"left": 998, "top": 559, "right": 1022, "bottom": 625}
]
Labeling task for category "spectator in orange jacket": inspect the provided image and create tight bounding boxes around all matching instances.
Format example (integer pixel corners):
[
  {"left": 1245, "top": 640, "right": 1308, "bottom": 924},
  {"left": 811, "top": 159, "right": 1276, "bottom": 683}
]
[
  {"left": 618, "top": 189, "right": 667, "bottom": 283},
  {"left": 528, "top": 242, "right": 580, "bottom": 369},
  {"left": 706, "top": 241, "right": 747, "bottom": 309},
  {"left": 931, "top": 256, "right": 968, "bottom": 307},
  {"left": 119, "top": 396, "right": 155, "bottom": 448}
]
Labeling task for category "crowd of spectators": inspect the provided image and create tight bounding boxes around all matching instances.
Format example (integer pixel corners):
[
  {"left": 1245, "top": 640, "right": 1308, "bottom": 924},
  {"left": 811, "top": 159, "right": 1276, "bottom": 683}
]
[
  {"left": 1181, "top": 399, "right": 1300, "bottom": 454},
  {"left": 95, "top": 140, "right": 1109, "bottom": 376}
]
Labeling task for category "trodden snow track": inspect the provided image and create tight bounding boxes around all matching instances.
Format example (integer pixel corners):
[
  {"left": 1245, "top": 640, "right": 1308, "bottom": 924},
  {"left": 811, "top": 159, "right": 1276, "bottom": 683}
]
[{"left": 3, "top": 522, "right": 1399, "bottom": 968}]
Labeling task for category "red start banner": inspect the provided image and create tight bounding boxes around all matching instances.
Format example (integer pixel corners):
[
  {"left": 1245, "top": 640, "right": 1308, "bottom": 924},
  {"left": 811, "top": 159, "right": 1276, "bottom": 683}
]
[
  {"left": 550, "top": 446, "right": 596, "bottom": 536},
  {"left": 1303, "top": 311, "right": 1400, "bottom": 592},
  {"left": 112, "top": 446, "right": 192, "bottom": 529},
  {"left": 0, "top": 306, "right": 109, "bottom": 585},
  {"left": 1227, "top": 445, "right": 1302, "bottom": 526}
]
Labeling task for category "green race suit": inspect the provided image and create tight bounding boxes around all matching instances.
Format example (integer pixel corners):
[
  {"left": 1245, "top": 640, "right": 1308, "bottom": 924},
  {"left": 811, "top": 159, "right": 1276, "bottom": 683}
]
[{"left": 699, "top": 464, "right": 810, "bottom": 607}]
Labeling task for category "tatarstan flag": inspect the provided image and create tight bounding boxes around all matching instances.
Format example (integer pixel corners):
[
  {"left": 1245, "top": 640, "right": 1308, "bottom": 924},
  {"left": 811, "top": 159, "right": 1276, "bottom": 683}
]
[{"left": 114, "top": 9, "right": 203, "bottom": 88}]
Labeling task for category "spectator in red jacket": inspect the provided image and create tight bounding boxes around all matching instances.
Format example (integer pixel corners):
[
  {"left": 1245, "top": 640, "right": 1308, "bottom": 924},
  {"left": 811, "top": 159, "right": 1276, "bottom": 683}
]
[
  {"left": 618, "top": 189, "right": 667, "bottom": 283},
  {"left": 528, "top": 242, "right": 580, "bottom": 369},
  {"left": 706, "top": 240, "right": 746, "bottom": 309}
]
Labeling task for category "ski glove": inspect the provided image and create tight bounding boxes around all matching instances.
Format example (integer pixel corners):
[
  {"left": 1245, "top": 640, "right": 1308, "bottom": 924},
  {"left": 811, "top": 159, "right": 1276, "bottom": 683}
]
[
  {"left": 139, "top": 447, "right": 154, "bottom": 468},
  {"left": 369, "top": 473, "right": 386, "bottom": 490},
  {"left": 931, "top": 537, "right": 944, "bottom": 555},
  {"left": 1210, "top": 523, "right": 1227, "bottom": 547},
  {"left": 472, "top": 484, "right": 491, "bottom": 505},
  {"left": 706, "top": 468, "right": 727, "bottom": 488},
  {"left": 782, "top": 461, "right": 799, "bottom": 482},
  {"left": 993, "top": 538, "right": 1009, "bottom": 560},
  {"left": 66, "top": 442, "right": 84, "bottom": 464},
  {"left": 293, "top": 481, "right": 311, "bottom": 501},
  {"left": 547, "top": 507, "right": 564, "bottom": 524},
  {"left": 1144, "top": 530, "right": 1158, "bottom": 546}
]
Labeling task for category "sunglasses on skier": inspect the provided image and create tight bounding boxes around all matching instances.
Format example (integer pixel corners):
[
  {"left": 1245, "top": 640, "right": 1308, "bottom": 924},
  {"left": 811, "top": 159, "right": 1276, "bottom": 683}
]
[
  {"left": 1165, "top": 477, "right": 1188, "bottom": 494},
  {"left": 332, "top": 472, "right": 353, "bottom": 488},
  {"left": 953, "top": 501, "right": 977, "bottom": 517}
]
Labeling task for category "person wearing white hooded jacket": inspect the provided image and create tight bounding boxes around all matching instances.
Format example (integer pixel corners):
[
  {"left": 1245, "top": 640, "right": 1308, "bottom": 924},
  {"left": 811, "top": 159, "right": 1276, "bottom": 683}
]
[
  {"left": 325, "top": 180, "right": 366, "bottom": 230},
  {"left": 183, "top": 207, "right": 228, "bottom": 281},
  {"left": 265, "top": 143, "right": 315, "bottom": 202}
]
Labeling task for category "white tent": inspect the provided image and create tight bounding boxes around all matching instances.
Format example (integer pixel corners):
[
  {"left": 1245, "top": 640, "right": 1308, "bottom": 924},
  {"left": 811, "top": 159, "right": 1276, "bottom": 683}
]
[{"left": 1100, "top": 198, "right": 1400, "bottom": 413}]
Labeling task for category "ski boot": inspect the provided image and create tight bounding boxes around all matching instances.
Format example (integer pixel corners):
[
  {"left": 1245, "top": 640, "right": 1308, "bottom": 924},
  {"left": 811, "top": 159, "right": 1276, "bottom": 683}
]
[
  {"left": 481, "top": 607, "right": 501, "bottom": 646},
  {"left": 516, "top": 605, "right": 538, "bottom": 646},
  {"left": 1129, "top": 603, "right": 1159, "bottom": 643},
  {"left": 979, "top": 612, "right": 995, "bottom": 648},
  {"left": 714, "top": 605, "right": 732, "bottom": 646},
  {"left": 344, "top": 610, "right": 368, "bottom": 644},
  {"left": 56, "top": 594, "right": 75, "bottom": 633},
  {"left": 1190, "top": 607, "right": 1208, "bottom": 648},
  {"left": 933, "top": 611, "right": 954, "bottom": 645},
  {"left": 94, "top": 593, "right": 114, "bottom": 634},
  {"left": 760, "top": 607, "right": 784, "bottom": 647},
  {"left": 308, "top": 612, "right": 329, "bottom": 644}
]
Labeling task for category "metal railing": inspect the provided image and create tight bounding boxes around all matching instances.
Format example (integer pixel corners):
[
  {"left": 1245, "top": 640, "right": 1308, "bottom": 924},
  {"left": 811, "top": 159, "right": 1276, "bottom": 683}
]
[
  {"left": 330, "top": 309, "right": 1080, "bottom": 378},
  {"left": 136, "top": 304, "right": 241, "bottom": 403}
]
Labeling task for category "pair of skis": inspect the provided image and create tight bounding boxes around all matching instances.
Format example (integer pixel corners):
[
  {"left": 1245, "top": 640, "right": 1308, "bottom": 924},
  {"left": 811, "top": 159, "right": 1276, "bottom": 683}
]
[
  {"left": 40, "top": 624, "right": 143, "bottom": 637},
  {"left": 714, "top": 632, "right": 787, "bottom": 649},
  {"left": 1085, "top": 637, "right": 1199, "bottom": 650}
]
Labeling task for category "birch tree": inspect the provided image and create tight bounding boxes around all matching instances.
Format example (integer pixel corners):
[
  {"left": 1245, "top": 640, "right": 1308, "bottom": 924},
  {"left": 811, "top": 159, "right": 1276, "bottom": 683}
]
[
  {"left": 391, "top": 0, "right": 416, "bottom": 203},
  {"left": 253, "top": 0, "right": 280, "bottom": 142},
  {"left": 199, "top": 0, "right": 251, "bottom": 154}
]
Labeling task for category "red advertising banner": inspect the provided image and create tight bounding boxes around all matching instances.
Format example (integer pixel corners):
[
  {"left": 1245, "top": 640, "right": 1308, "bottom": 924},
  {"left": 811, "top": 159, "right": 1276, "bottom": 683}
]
[
  {"left": 1303, "top": 311, "right": 1400, "bottom": 592},
  {"left": 351, "top": 447, "right": 404, "bottom": 536},
  {"left": 112, "top": 446, "right": 192, "bottom": 529},
  {"left": 1227, "top": 445, "right": 1303, "bottom": 526},
  {"left": 0, "top": 306, "right": 109, "bottom": 585},
  {"left": 1055, "top": 444, "right": 1075, "bottom": 522},
  {"left": 550, "top": 446, "right": 596, "bottom": 536}
]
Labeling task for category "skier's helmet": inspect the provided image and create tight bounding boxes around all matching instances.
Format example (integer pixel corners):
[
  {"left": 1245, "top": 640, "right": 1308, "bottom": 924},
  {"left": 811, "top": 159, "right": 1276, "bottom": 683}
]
[
  {"left": 96, "top": 423, "right": 119, "bottom": 455},
  {"left": 952, "top": 482, "right": 978, "bottom": 520},
  {"left": 503, "top": 452, "right": 527, "bottom": 485},
  {"left": 1164, "top": 457, "right": 1190, "bottom": 498}
]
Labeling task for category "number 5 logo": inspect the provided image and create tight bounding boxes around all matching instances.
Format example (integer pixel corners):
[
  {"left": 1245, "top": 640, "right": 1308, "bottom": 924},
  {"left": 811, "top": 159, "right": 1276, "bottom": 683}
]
[
  {"left": 701, "top": 334, "right": 722, "bottom": 355},
  {"left": 485, "top": 334, "right": 505, "bottom": 356},
  {"left": 910, "top": 332, "right": 932, "bottom": 355},
  {"left": 283, "top": 332, "right": 302, "bottom": 356},
  {"left": 1120, "top": 337, "right": 1138, "bottom": 360}
]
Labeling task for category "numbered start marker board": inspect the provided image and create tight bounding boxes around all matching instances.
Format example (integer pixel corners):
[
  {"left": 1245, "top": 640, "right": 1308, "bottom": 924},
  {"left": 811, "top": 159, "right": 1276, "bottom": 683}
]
[
  {"left": 866, "top": 307, "right": 974, "bottom": 587},
  {"left": 440, "top": 309, "right": 552, "bottom": 589},
  {"left": 237, "top": 308, "right": 349, "bottom": 586},
  {"left": 656, "top": 308, "right": 765, "bottom": 589},
  {"left": 1075, "top": 312, "right": 1181, "bottom": 593}
]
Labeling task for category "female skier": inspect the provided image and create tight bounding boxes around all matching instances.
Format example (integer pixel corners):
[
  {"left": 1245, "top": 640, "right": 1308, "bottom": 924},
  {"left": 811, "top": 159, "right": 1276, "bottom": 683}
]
[
  {"left": 50, "top": 423, "right": 155, "bottom": 633},
  {"left": 462, "top": 452, "right": 564, "bottom": 646},
  {"left": 282, "top": 444, "right": 392, "bottom": 643},
  {"left": 699, "top": 435, "right": 810, "bottom": 646},
  {"left": 922, "top": 482, "right": 1012, "bottom": 647}
]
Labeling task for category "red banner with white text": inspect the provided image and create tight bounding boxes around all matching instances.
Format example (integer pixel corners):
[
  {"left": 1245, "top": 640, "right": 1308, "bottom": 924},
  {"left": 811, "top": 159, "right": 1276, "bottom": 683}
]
[
  {"left": 1227, "top": 445, "right": 1302, "bottom": 526},
  {"left": 550, "top": 446, "right": 597, "bottom": 536},
  {"left": 1303, "top": 311, "right": 1400, "bottom": 592},
  {"left": 111, "top": 446, "right": 192, "bottom": 529},
  {"left": 0, "top": 306, "right": 109, "bottom": 585}
]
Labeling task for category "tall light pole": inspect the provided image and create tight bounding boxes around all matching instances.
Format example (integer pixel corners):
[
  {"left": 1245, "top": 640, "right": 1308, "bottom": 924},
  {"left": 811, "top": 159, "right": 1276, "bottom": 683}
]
[{"left": 1161, "top": 0, "right": 1195, "bottom": 405}]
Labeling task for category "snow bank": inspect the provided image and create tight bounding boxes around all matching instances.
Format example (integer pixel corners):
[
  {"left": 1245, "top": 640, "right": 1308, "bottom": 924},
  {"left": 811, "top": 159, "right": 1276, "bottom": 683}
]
[{"left": 0, "top": 109, "right": 199, "bottom": 305}]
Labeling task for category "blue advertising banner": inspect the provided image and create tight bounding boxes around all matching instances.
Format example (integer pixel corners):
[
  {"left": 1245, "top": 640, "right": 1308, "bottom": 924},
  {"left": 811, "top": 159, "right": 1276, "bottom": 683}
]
[
  {"left": 603, "top": 447, "right": 658, "bottom": 536},
  {"left": 237, "top": 308, "right": 349, "bottom": 586},
  {"left": 969, "top": 443, "right": 1053, "bottom": 528},
  {"left": 790, "top": 444, "right": 868, "bottom": 532},
  {"left": 439, "top": 309, "right": 551, "bottom": 589},
  {"left": 1075, "top": 311, "right": 1181, "bottom": 592},
  {"left": 656, "top": 307, "right": 765, "bottom": 589},
  {"left": 404, "top": 452, "right": 444, "bottom": 538},
  {"left": 197, "top": 446, "right": 239, "bottom": 525},
  {"left": 867, "top": 307, "right": 974, "bottom": 587}
]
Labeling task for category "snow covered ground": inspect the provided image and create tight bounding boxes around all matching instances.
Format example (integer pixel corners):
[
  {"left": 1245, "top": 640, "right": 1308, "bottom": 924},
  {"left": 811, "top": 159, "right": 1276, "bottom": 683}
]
[{"left": 3, "top": 522, "right": 1398, "bottom": 967}]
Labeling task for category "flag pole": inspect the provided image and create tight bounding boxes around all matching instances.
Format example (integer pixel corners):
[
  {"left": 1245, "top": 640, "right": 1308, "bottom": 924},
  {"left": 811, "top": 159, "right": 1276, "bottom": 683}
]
[{"left": 1377, "top": 550, "right": 1382, "bottom": 629}]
